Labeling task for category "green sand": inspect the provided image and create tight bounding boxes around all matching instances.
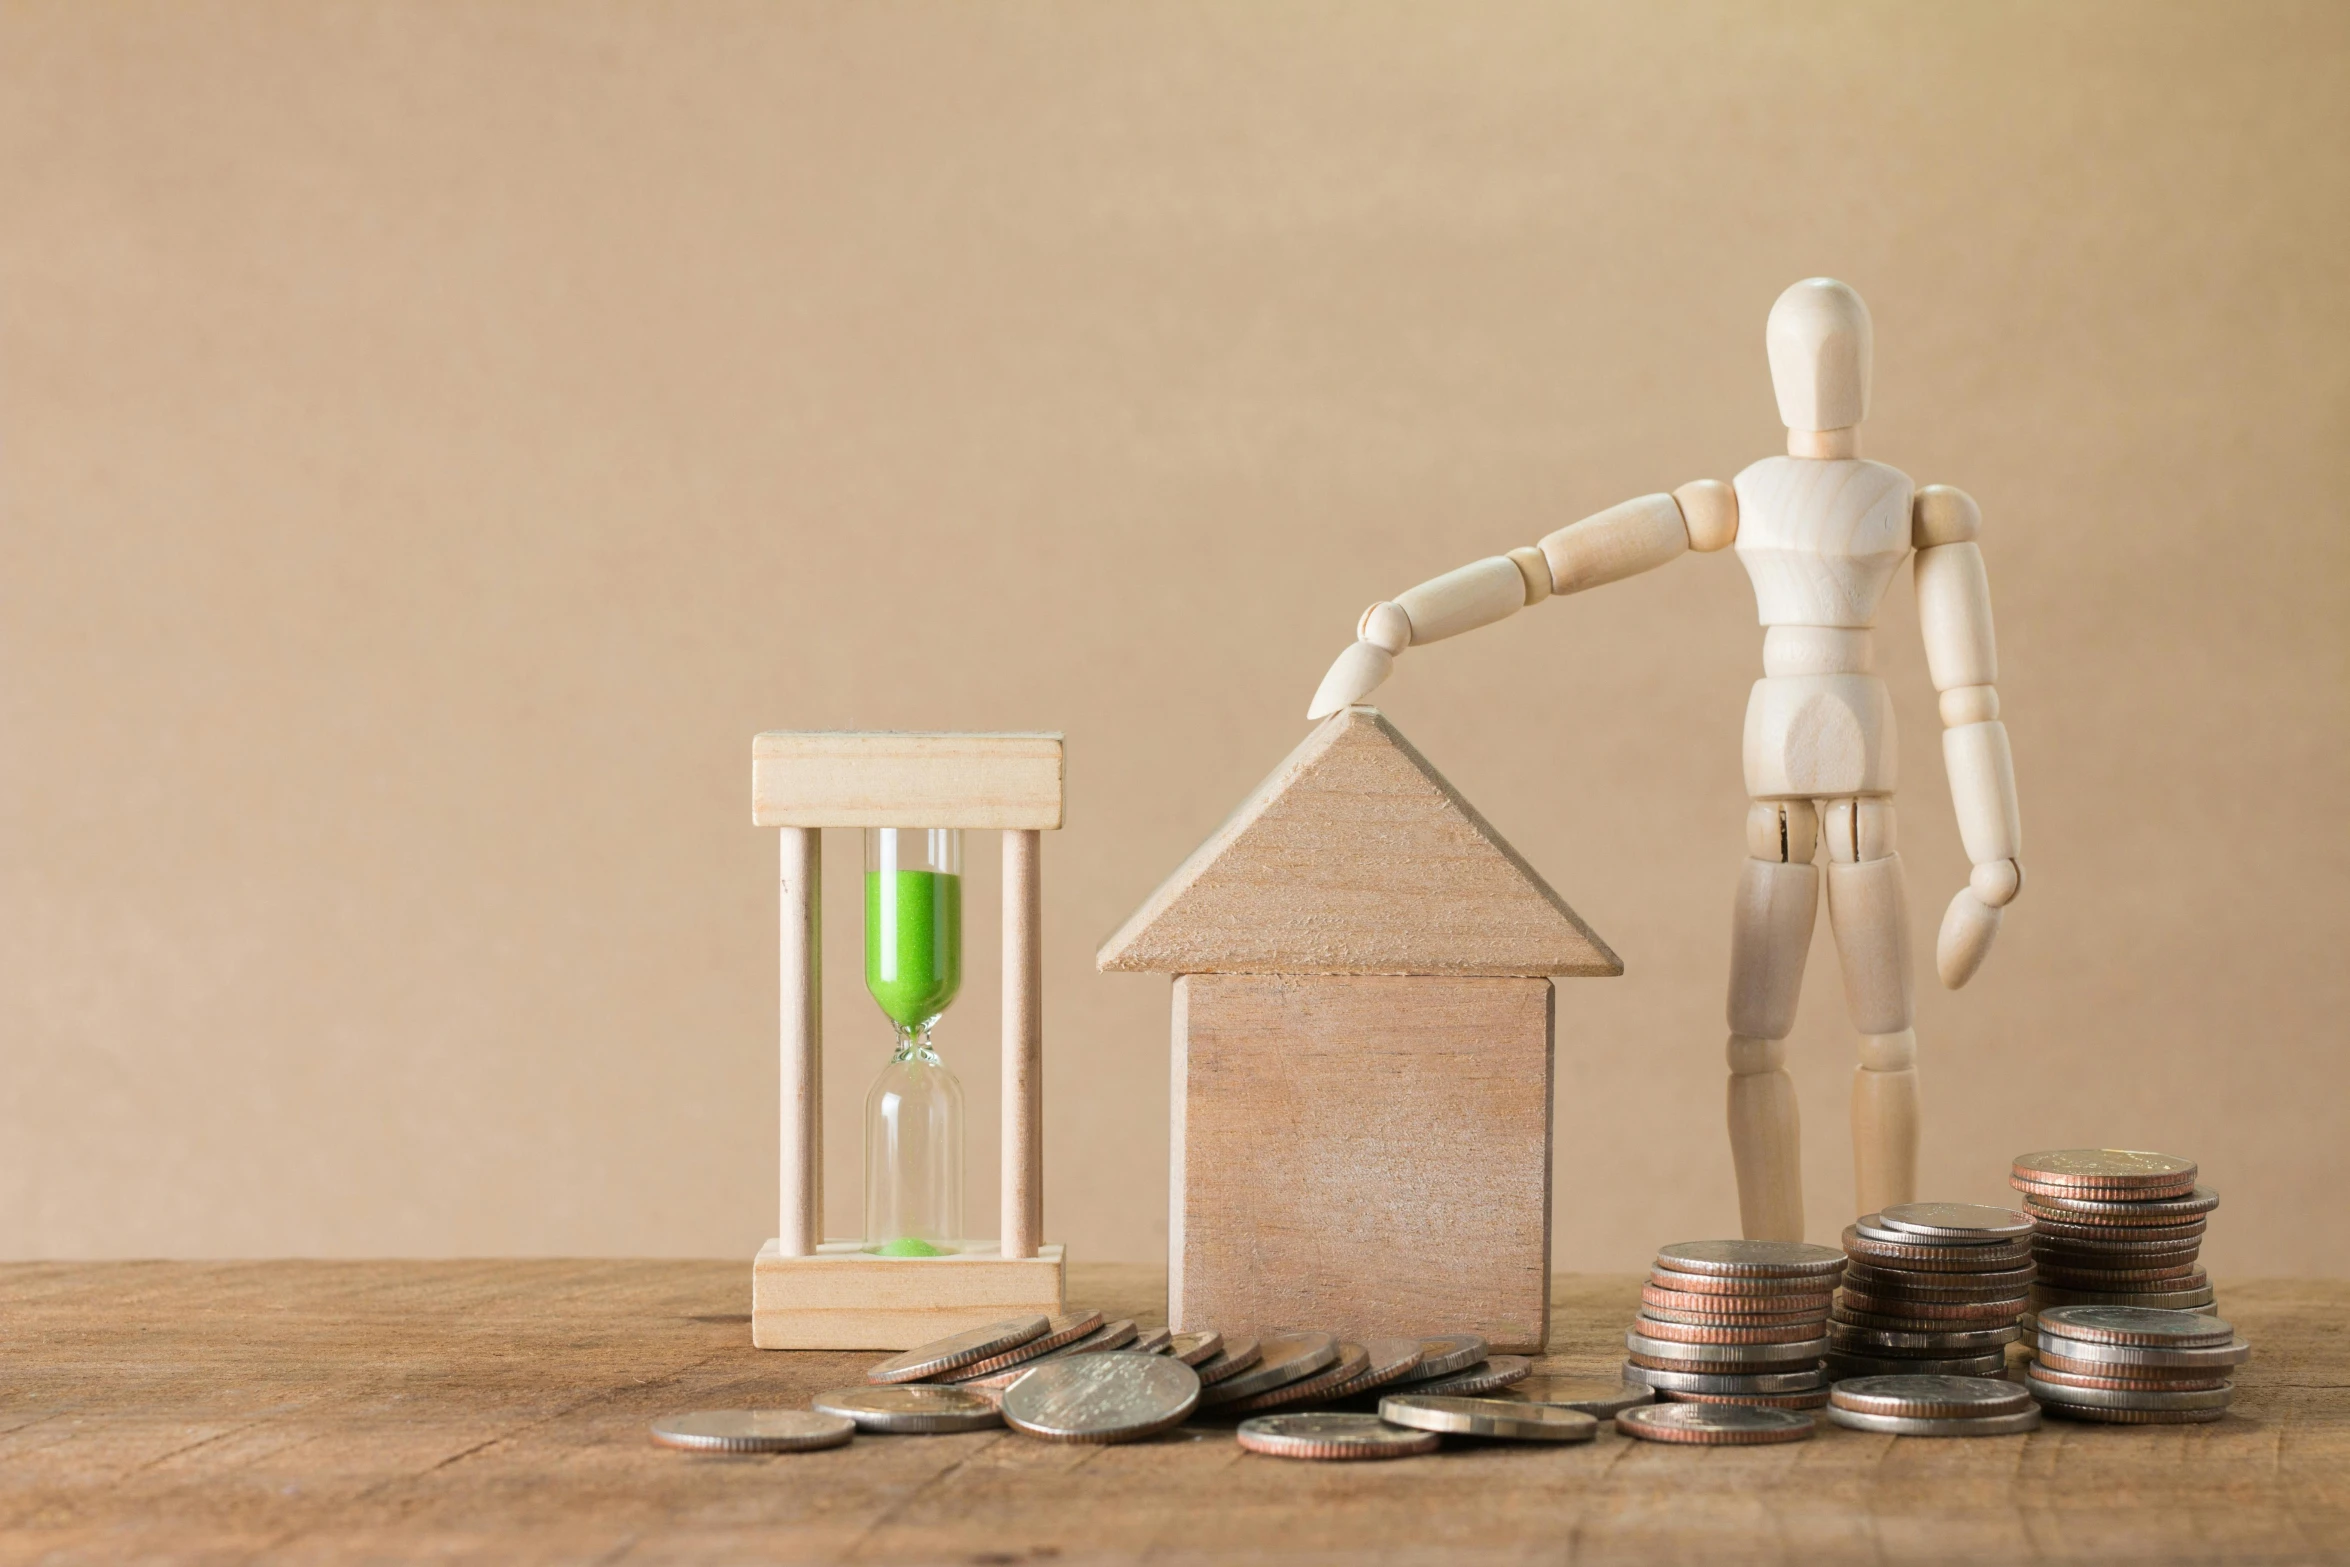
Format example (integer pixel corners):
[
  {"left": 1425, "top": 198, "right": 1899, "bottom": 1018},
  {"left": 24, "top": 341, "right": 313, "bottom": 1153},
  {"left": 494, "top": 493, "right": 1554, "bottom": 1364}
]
[
  {"left": 870, "top": 1236, "right": 952, "bottom": 1258},
  {"left": 864, "top": 868, "right": 962, "bottom": 1029}
]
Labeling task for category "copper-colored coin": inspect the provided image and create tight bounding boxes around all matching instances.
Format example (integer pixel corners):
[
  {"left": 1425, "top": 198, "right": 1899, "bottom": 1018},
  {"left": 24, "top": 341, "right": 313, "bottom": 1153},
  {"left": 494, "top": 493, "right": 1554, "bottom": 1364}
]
[
  {"left": 2010, "top": 1149, "right": 2198, "bottom": 1193},
  {"left": 2033, "top": 1262, "right": 2202, "bottom": 1287},
  {"left": 1648, "top": 1268, "right": 1842, "bottom": 1297},
  {"left": 1634, "top": 1314, "right": 1828, "bottom": 1345},
  {"left": 867, "top": 1316, "right": 1051, "bottom": 1384},
  {"left": 1839, "top": 1262, "right": 2038, "bottom": 1296},
  {"left": 1321, "top": 1337, "right": 1427, "bottom": 1400},
  {"left": 2031, "top": 1214, "right": 2206, "bottom": 1244},
  {"left": 1842, "top": 1226, "right": 2033, "bottom": 1271},
  {"left": 2040, "top": 1403, "right": 2227, "bottom": 1424},
  {"left": 2023, "top": 1201, "right": 2212, "bottom": 1232},
  {"left": 1658, "top": 1388, "right": 1832, "bottom": 1410},
  {"left": 1196, "top": 1331, "right": 1341, "bottom": 1405},
  {"left": 1167, "top": 1330, "right": 1224, "bottom": 1366},
  {"left": 1234, "top": 1412, "right": 1438, "bottom": 1460},
  {"left": 1220, "top": 1342, "right": 1372, "bottom": 1412},
  {"left": 1616, "top": 1403, "right": 1815, "bottom": 1445},
  {"left": 940, "top": 1310, "right": 1105, "bottom": 1381},
  {"left": 1194, "top": 1335, "right": 1263, "bottom": 1385},
  {"left": 1655, "top": 1240, "right": 1847, "bottom": 1279},
  {"left": 1643, "top": 1284, "right": 1831, "bottom": 1318},
  {"left": 2024, "top": 1363, "right": 2231, "bottom": 1393},
  {"left": 1640, "top": 1302, "right": 1828, "bottom": 1328},
  {"left": 2021, "top": 1184, "right": 2220, "bottom": 1219},
  {"left": 1836, "top": 1291, "right": 2029, "bottom": 1321}
]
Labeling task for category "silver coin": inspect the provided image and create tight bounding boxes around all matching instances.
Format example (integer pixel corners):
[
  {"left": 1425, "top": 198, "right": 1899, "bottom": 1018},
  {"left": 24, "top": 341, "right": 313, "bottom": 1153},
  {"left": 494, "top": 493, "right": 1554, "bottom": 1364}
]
[
  {"left": 1000, "top": 1352, "right": 1201, "bottom": 1443},
  {"left": 2035, "top": 1305, "right": 2235, "bottom": 1348},
  {"left": 867, "top": 1315, "right": 1050, "bottom": 1384},
  {"left": 1167, "top": 1330, "right": 1224, "bottom": 1366},
  {"left": 2020, "top": 1184, "right": 2219, "bottom": 1219},
  {"left": 2011, "top": 1149, "right": 2197, "bottom": 1190},
  {"left": 1656, "top": 1240, "right": 1848, "bottom": 1278},
  {"left": 1827, "top": 1406, "right": 2042, "bottom": 1437},
  {"left": 1829, "top": 1375, "right": 2034, "bottom": 1419},
  {"left": 1234, "top": 1412, "right": 1438, "bottom": 1460},
  {"left": 2032, "top": 1335, "right": 2251, "bottom": 1370},
  {"left": 1825, "top": 1351, "right": 2010, "bottom": 1378},
  {"left": 1616, "top": 1402, "right": 1815, "bottom": 1445},
  {"left": 1380, "top": 1394, "right": 1598, "bottom": 1442},
  {"left": 938, "top": 1310, "right": 1106, "bottom": 1380},
  {"left": 1397, "top": 1355, "right": 1533, "bottom": 1396},
  {"left": 1620, "top": 1363, "right": 1827, "bottom": 1394},
  {"left": 954, "top": 1319, "right": 1142, "bottom": 1388},
  {"left": 1220, "top": 1342, "right": 1372, "bottom": 1412},
  {"left": 810, "top": 1384, "right": 1002, "bottom": 1433},
  {"left": 1322, "top": 1337, "right": 1428, "bottom": 1399},
  {"left": 1855, "top": 1215, "right": 2006, "bottom": 1248},
  {"left": 1510, "top": 1375, "right": 1659, "bottom": 1416},
  {"left": 1130, "top": 1326, "right": 1174, "bottom": 1355},
  {"left": 1628, "top": 1330, "right": 1830, "bottom": 1365},
  {"left": 2032, "top": 1285, "right": 2216, "bottom": 1311},
  {"left": 1408, "top": 1333, "right": 1491, "bottom": 1378},
  {"left": 1194, "top": 1335, "right": 1264, "bottom": 1385},
  {"left": 2024, "top": 1373, "right": 2232, "bottom": 1411},
  {"left": 650, "top": 1409, "right": 855, "bottom": 1453},
  {"left": 1196, "top": 1331, "right": 1338, "bottom": 1404},
  {"left": 1880, "top": 1203, "right": 2036, "bottom": 1241},
  {"left": 1828, "top": 1321, "right": 2020, "bottom": 1351}
]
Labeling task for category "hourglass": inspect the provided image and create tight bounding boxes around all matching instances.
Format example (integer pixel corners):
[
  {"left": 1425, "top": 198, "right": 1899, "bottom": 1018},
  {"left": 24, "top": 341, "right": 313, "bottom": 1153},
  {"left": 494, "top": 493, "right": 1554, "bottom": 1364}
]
[{"left": 748, "top": 730, "right": 1066, "bottom": 1351}]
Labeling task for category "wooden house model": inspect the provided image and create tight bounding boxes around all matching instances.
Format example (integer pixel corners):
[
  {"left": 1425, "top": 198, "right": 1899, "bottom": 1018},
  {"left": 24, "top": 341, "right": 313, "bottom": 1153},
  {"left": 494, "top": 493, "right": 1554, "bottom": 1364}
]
[{"left": 1096, "top": 706, "right": 1620, "bottom": 1352}]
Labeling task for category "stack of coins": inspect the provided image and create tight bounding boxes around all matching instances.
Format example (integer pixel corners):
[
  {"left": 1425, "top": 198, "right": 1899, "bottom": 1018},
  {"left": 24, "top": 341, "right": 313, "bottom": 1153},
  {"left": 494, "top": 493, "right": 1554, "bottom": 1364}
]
[
  {"left": 1828, "top": 1204, "right": 2033, "bottom": 1380},
  {"left": 2009, "top": 1150, "right": 2218, "bottom": 1320},
  {"left": 1619, "top": 1240, "right": 1844, "bottom": 1409},
  {"left": 1826, "top": 1374, "right": 2040, "bottom": 1437},
  {"left": 2025, "top": 1304, "right": 2248, "bottom": 1423}
]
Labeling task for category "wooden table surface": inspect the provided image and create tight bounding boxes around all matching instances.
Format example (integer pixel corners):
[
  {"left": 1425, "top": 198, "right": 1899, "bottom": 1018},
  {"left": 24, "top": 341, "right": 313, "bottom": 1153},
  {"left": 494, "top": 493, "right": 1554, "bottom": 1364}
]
[{"left": 1, "top": 1262, "right": 2342, "bottom": 1565}]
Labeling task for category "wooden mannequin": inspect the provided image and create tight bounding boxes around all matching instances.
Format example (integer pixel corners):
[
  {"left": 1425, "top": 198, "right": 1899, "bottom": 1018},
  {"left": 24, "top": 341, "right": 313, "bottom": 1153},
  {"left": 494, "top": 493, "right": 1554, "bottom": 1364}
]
[{"left": 1307, "top": 278, "right": 2022, "bottom": 1239}]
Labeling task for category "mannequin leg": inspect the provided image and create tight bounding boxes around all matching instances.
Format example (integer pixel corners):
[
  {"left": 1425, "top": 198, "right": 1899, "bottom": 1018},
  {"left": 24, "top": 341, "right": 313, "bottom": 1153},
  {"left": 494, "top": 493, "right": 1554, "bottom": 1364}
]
[
  {"left": 1823, "top": 797, "right": 1920, "bottom": 1216},
  {"left": 1724, "top": 800, "right": 1820, "bottom": 1241}
]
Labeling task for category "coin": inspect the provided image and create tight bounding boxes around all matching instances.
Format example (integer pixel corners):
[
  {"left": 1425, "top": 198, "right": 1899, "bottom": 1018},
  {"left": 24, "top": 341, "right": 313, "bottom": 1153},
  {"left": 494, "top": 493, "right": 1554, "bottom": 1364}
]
[
  {"left": 2035, "top": 1306, "right": 2235, "bottom": 1348},
  {"left": 1829, "top": 1375, "right": 2034, "bottom": 1419},
  {"left": 650, "top": 1409, "right": 855, "bottom": 1453},
  {"left": 2025, "top": 1363, "right": 2231, "bottom": 1392},
  {"left": 1617, "top": 1403, "right": 1814, "bottom": 1445},
  {"left": 1655, "top": 1240, "right": 1848, "bottom": 1278},
  {"left": 1235, "top": 1412, "right": 1438, "bottom": 1460},
  {"left": 1401, "top": 1355, "right": 1533, "bottom": 1396},
  {"left": 1634, "top": 1314, "right": 1829, "bottom": 1345},
  {"left": 2034, "top": 1263, "right": 2201, "bottom": 1287},
  {"left": 2011, "top": 1149, "right": 2198, "bottom": 1192},
  {"left": 1221, "top": 1342, "right": 1372, "bottom": 1412},
  {"left": 1839, "top": 1263, "right": 2039, "bottom": 1296},
  {"left": 1409, "top": 1334, "right": 1491, "bottom": 1378},
  {"left": 1620, "top": 1363, "right": 1828, "bottom": 1394},
  {"left": 1843, "top": 1226, "right": 2033, "bottom": 1270},
  {"left": 1647, "top": 1269, "right": 1840, "bottom": 1297},
  {"left": 811, "top": 1384, "right": 1003, "bottom": 1433},
  {"left": 2040, "top": 1403, "right": 2228, "bottom": 1424},
  {"left": 2024, "top": 1374, "right": 2232, "bottom": 1411},
  {"left": 1626, "top": 1331, "right": 1830, "bottom": 1365},
  {"left": 1824, "top": 1351, "right": 2010, "bottom": 1378},
  {"left": 954, "top": 1319, "right": 1143, "bottom": 1388},
  {"left": 1194, "top": 1335, "right": 1264, "bottom": 1385},
  {"left": 1168, "top": 1330, "right": 1224, "bottom": 1366},
  {"left": 1129, "top": 1326, "right": 1173, "bottom": 1355},
  {"left": 2022, "top": 1190, "right": 2220, "bottom": 1223},
  {"left": 868, "top": 1316, "right": 1051, "bottom": 1384},
  {"left": 1195, "top": 1331, "right": 1339, "bottom": 1404},
  {"left": 1510, "top": 1376, "right": 1658, "bottom": 1416},
  {"left": 1380, "top": 1394, "right": 1598, "bottom": 1442},
  {"left": 1879, "top": 1203, "right": 2036, "bottom": 1241},
  {"left": 1000, "top": 1352, "right": 1201, "bottom": 1443},
  {"left": 2032, "top": 1336, "right": 2251, "bottom": 1372},
  {"left": 1833, "top": 1307, "right": 2026, "bottom": 1335},
  {"left": 1827, "top": 1406, "right": 2042, "bottom": 1436},
  {"left": 1836, "top": 1291, "right": 2029, "bottom": 1321},
  {"left": 2031, "top": 1215, "right": 2205, "bottom": 1244},
  {"left": 1639, "top": 1301, "right": 1829, "bottom": 1328},
  {"left": 938, "top": 1310, "right": 1106, "bottom": 1380},
  {"left": 2032, "top": 1285, "right": 2216, "bottom": 1311},
  {"left": 1321, "top": 1337, "right": 1427, "bottom": 1399},
  {"left": 1660, "top": 1388, "right": 1832, "bottom": 1409},
  {"left": 1642, "top": 1284, "right": 1832, "bottom": 1318},
  {"left": 1828, "top": 1321, "right": 2019, "bottom": 1352}
]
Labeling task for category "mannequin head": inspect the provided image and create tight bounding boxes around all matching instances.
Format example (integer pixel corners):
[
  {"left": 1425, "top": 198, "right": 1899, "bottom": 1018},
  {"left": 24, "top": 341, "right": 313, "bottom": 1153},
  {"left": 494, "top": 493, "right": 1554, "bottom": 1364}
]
[{"left": 1766, "top": 278, "right": 1873, "bottom": 433}]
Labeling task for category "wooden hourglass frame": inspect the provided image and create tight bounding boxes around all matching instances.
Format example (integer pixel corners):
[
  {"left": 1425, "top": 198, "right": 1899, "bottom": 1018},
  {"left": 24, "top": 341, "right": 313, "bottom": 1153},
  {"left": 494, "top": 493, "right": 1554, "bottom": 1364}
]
[{"left": 749, "top": 731, "right": 1066, "bottom": 1349}]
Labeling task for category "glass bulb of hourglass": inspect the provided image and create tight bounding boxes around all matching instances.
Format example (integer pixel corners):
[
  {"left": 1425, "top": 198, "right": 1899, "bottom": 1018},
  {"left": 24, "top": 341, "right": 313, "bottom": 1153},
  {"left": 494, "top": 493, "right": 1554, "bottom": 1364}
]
[{"left": 863, "top": 827, "right": 965, "bottom": 1256}]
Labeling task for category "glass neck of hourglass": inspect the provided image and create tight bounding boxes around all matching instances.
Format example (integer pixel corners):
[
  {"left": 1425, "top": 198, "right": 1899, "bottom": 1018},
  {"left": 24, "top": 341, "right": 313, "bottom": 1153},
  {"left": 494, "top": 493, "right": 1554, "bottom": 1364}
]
[{"left": 891, "top": 1020, "right": 942, "bottom": 1065}]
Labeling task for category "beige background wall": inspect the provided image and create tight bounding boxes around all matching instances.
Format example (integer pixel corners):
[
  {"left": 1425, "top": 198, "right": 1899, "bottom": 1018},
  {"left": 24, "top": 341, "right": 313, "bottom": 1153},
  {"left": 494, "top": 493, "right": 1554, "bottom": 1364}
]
[{"left": 2, "top": 2, "right": 2344, "bottom": 1275}]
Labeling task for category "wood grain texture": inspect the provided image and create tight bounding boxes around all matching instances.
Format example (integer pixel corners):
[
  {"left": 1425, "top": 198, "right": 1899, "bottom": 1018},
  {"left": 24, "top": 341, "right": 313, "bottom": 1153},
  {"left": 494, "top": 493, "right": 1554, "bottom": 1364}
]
[
  {"left": 1096, "top": 706, "right": 1620, "bottom": 976},
  {"left": 1537, "top": 492, "right": 1689, "bottom": 596},
  {"left": 751, "top": 1240, "right": 1063, "bottom": 1349},
  {"left": 1169, "top": 973, "right": 1554, "bottom": 1353},
  {"left": 5, "top": 1262, "right": 2336, "bottom": 1565},
  {"left": 1393, "top": 554, "right": 1527, "bottom": 643},
  {"left": 750, "top": 732, "right": 1064, "bottom": 829},
  {"left": 778, "top": 827, "right": 822, "bottom": 1258},
  {"left": 1001, "top": 828, "right": 1043, "bottom": 1259},
  {"left": 1731, "top": 456, "right": 1913, "bottom": 628}
]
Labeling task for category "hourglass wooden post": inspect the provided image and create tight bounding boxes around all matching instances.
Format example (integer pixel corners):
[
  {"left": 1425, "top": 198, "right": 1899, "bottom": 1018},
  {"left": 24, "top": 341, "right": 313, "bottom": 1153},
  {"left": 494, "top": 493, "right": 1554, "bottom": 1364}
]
[{"left": 749, "top": 730, "right": 1066, "bottom": 1350}]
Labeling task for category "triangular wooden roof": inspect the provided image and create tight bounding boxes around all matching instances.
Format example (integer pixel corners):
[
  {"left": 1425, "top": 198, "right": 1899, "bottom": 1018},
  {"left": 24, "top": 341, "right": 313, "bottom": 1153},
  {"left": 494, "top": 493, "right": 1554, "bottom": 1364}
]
[{"left": 1096, "top": 707, "right": 1620, "bottom": 977}]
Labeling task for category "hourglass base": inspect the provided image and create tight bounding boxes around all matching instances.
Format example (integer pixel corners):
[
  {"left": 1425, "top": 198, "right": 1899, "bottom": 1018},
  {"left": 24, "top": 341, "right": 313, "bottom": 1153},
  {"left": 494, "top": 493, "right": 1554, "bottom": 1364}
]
[{"left": 751, "top": 1239, "right": 1065, "bottom": 1350}]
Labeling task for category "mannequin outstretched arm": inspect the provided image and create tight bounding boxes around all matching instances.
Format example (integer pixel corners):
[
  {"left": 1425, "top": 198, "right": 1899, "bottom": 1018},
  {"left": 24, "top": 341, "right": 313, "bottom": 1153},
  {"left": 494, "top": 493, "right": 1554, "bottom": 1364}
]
[{"left": 1306, "top": 481, "right": 1739, "bottom": 718}]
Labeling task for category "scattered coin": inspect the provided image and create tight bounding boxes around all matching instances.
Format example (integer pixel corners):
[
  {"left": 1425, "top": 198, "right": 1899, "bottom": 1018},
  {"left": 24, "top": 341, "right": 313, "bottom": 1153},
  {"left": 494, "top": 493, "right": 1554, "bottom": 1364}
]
[
  {"left": 1380, "top": 1394, "right": 1598, "bottom": 1442},
  {"left": 1620, "top": 1363, "right": 1826, "bottom": 1394},
  {"left": 1827, "top": 1406, "right": 2042, "bottom": 1437},
  {"left": 938, "top": 1310, "right": 1105, "bottom": 1380},
  {"left": 1000, "top": 1352, "right": 1201, "bottom": 1443},
  {"left": 1235, "top": 1412, "right": 1438, "bottom": 1461},
  {"left": 868, "top": 1316, "right": 1050, "bottom": 1384},
  {"left": 1391, "top": 1354, "right": 1532, "bottom": 1397},
  {"left": 811, "top": 1385, "right": 1002, "bottom": 1434},
  {"left": 1829, "top": 1376, "right": 2034, "bottom": 1420},
  {"left": 1167, "top": 1330, "right": 1224, "bottom": 1366},
  {"left": 953, "top": 1319, "right": 1143, "bottom": 1389},
  {"left": 650, "top": 1410, "right": 855, "bottom": 1453},
  {"left": 1879, "top": 1203, "right": 2036, "bottom": 1241},
  {"left": 2011, "top": 1149, "right": 2198, "bottom": 1194},
  {"left": 1511, "top": 1376, "right": 1657, "bottom": 1416},
  {"left": 1407, "top": 1334, "right": 1491, "bottom": 1378},
  {"left": 1194, "top": 1335, "right": 1264, "bottom": 1385},
  {"left": 1321, "top": 1337, "right": 1426, "bottom": 1399},
  {"left": 1655, "top": 1240, "right": 1848, "bottom": 1279},
  {"left": 1196, "top": 1331, "right": 1339, "bottom": 1405},
  {"left": 1617, "top": 1403, "right": 1814, "bottom": 1446},
  {"left": 1130, "top": 1326, "right": 1174, "bottom": 1355},
  {"left": 1221, "top": 1343, "right": 1372, "bottom": 1412}
]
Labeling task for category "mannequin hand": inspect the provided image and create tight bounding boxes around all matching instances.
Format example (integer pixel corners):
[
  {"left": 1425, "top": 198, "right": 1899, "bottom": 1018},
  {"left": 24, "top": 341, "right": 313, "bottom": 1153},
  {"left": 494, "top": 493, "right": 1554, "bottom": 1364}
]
[
  {"left": 1306, "top": 641, "right": 1393, "bottom": 720},
  {"left": 1937, "top": 859, "right": 2021, "bottom": 988}
]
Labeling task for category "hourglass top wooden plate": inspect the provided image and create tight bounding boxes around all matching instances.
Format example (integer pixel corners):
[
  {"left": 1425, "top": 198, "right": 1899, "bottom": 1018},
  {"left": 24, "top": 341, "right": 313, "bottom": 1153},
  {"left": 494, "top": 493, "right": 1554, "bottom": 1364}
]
[{"left": 753, "top": 731, "right": 1065, "bottom": 830}]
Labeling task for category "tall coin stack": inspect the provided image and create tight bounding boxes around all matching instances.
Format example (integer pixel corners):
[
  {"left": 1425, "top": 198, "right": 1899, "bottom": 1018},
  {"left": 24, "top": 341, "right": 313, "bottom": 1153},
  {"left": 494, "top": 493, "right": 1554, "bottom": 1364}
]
[
  {"left": 2024, "top": 1304, "right": 2248, "bottom": 1424},
  {"left": 1828, "top": 1204, "right": 2034, "bottom": 1380},
  {"left": 1619, "top": 1240, "right": 1845, "bottom": 1410},
  {"left": 2009, "top": 1149, "right": 2218, "bottom": 1319}
]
